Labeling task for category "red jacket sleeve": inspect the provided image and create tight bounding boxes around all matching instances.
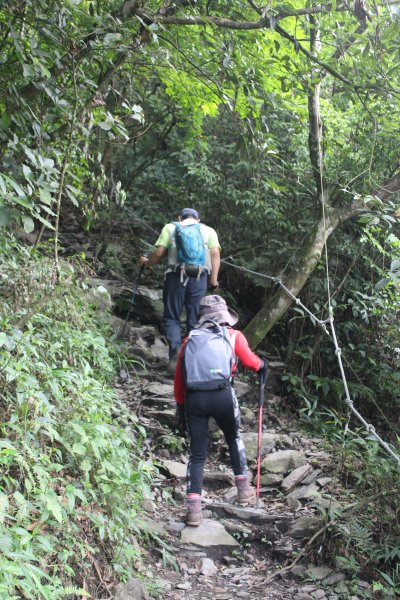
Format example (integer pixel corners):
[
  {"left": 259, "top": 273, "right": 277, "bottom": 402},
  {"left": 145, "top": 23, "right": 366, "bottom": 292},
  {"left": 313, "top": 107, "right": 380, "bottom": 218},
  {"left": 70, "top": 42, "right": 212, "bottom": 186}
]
[
  {"left": 229, "top": 329, "right": 263, "bottom": 372},
  {"left": 174, "top": 338, "right": 188, "bottom": 405}
]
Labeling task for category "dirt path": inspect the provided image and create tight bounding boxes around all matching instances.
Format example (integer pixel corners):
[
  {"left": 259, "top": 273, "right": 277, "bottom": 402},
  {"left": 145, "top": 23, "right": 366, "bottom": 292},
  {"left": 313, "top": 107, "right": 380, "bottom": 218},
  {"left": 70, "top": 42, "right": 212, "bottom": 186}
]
[{"left": 113, "top": 337, "right": 370, "bottom": 600}]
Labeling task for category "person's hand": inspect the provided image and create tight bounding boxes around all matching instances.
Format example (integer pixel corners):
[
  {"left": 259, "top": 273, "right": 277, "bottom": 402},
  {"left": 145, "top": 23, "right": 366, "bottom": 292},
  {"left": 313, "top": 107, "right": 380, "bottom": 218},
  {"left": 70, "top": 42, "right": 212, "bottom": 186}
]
[
  {"left": 175, "top": 405, "right": 187, "bottom": 437},
  {"left": 139, "top": 255, "right": 149, "bottom": 266},
  {"left": 208, "top": 280, "right": 219, "bottom": 292},
  {"left": 258, "top": 359, "right": 269, "bottom": 386}
]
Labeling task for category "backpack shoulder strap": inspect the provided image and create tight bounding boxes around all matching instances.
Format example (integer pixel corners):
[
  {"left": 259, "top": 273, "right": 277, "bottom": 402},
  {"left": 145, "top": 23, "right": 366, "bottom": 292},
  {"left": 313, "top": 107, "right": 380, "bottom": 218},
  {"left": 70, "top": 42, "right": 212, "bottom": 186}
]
[{"left": 225, "top": 327, "right": 238, "bottom": 366}]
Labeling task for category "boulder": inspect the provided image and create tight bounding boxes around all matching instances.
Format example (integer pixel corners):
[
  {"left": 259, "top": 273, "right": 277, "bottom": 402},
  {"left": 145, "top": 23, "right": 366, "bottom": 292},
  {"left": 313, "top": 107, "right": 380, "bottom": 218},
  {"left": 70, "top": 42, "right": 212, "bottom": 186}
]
[
  {"left": 159, "top": 460, "right": 187, "bottom": 479},
  {"left": 234, "top": 380, "right": 251, "bottom": 398},
  {"left": 242, "top": 432, "right": 293, "bottom": 461},
  {"left": 261, "top": 450, "right": 307, "bottom": 474},
  {"left": 181, "top": 519, "right": 239, "bottom": 547},
  {"left": 306, "top": 566, "right": 333, "bottom": 580},
  {"left": 288, "top": 515, "right": 324, "bottom": 540},
  {"left": 287, "top": 483, "right": 319, "bottom": 500},
  {"left": 129, "top": 325, "right": 168, "bottom": 362},
  {"left": 207, "top": 501, "right": 288, "bottom": 525},
  {"left": 135, "top": 286, "right": 164, "bottom": 324},
  {"left": 143, "top": 381, "right": 174, "bottom": 398},
  {"left": 281, "top": 464, "right": 313, "bottom": 493},
  {"left": 197, "top": 557, "right": 218, "bottom": 576},
  {"left": 259, "top": 472, "right": 283, "bottom": 486},
  {"left": 114, "top": 578, "right": 150, "bottom": 600},
  {"left": 203, "top": 471, "right": 235, "bottom": 490},
  {"left": 240, "top": 406, "right": 256, "bottom": 424}
]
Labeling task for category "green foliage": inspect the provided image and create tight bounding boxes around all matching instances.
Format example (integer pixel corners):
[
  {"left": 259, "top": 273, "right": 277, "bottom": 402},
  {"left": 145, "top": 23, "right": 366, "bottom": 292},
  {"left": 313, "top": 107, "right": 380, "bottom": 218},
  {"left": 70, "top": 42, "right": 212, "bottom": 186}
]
[
  {"left": 374, "top": 564, "right": 400, "bottom": 598},
  {"left": 0, "top": 234, "right": 153, "bottom": 596},
  {"left": 289, "top": 394, "right": 400, "bottom": 589}
]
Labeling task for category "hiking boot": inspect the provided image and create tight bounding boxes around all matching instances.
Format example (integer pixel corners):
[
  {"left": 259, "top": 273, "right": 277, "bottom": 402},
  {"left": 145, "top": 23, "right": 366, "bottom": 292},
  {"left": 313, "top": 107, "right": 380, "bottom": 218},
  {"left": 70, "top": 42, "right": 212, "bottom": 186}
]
[
  {"left": 185, "top": 495, "right": 203, "bottom": 527},
  {"left": 235, "top": 476, "right": 256, "bottom": 506},
  {"left": 167, "top": 349, "right": 179, "bottom": 375}
]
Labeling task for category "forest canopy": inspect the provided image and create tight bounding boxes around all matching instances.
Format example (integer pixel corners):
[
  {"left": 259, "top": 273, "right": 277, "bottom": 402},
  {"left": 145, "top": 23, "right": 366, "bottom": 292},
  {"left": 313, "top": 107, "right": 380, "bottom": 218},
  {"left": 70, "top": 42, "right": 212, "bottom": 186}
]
[{"left": 0, "top": 1, "right": 399, "bottom": 413}]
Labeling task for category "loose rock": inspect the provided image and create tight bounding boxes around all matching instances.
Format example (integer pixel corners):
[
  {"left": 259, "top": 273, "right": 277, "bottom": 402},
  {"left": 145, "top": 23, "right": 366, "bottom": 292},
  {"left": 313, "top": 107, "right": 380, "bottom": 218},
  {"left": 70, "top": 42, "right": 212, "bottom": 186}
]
[
  {"left": 281, "top": 464, "right": 314, "bottom": 493},
  {"left": 114, "top": 578, "right": 150, "bottom": 600},
  {"left": 181, "top": 519, "right": 240, "bottom": 547},
  {"left": 198, "top": 557, "right": 218, "bottom": 576},
  {"left": 261, "top": 450, "right": 307, "bottom": 475}
]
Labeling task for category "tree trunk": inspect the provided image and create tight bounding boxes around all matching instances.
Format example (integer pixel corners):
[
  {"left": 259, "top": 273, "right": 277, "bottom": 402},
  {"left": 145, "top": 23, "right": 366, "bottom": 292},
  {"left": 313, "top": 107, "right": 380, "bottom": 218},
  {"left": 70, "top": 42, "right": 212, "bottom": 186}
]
[
  {"left": 244, "top": 204, "right": 356, "bottom": 347},
  {"left": 243, "top": 182, "right": 399, "bottom": 348}
]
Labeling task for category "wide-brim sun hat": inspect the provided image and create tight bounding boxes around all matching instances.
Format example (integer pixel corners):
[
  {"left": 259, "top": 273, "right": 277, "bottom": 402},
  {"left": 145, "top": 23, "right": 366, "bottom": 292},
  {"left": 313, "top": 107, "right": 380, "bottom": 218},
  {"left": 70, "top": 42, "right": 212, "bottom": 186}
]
[{"left": 197, "top": 295, "right": 239, "bottom": 327}]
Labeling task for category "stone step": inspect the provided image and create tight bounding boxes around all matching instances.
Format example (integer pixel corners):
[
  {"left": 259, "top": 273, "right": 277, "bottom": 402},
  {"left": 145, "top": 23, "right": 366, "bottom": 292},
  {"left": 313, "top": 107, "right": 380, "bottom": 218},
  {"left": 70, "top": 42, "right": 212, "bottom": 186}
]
[{"left": 206, "top": 501, "right": 291, "bottom": 525}]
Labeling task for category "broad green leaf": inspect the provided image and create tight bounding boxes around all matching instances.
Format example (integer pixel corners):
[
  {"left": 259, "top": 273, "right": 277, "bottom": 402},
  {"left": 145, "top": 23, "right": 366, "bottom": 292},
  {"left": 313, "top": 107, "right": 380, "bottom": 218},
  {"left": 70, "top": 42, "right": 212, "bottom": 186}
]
[
  {"left": 0, "top": 493, "right": 9, "bottom": 523},
  {"left": 375, "top": 278, "right": 390, "bottom": 290},
  {"left": 72, "top": 423, "right": 87, "bottom": 438},
  {"left": 45, "top": 491, "right": 63, "bottom": 523},
  {"left": 22, "top": 164, "right": 33, "bottom": 180},
  {"left": 21, "top": 214, "right": 35, "bottom": 233},
  {"left": 0, "top": 534, "right": 12, "bottom": 550},
  {"left": 37, "top": 535, "right": 54, "bottom": 552},
  {"left": 9, "top": 178, "right": 26, "bottom": 198},
  {"left": 32, "top": 212, "right": 55, "bottom": 229},
  {"left": 0, "top": 206, "right": 11, "bottom": 227},
  {"left": 24, "top": 147, "right": 38, "bottom": 166},
  {"left": 13, "top": 197, "right": 32, "bottom": 209},
  {"left": 98, "top": 121, "right": 112, "bottom": 130},
  {"left": 1, "top": 111, "right": 11, "bottom": 128},
  {"left": 91, "top": 440, "right": 101, "bottom": 459},
  {"left": 390, "top": 259, "right": 400, "bottom": 271},
  {"left": 72, "top": 442, "right": 86, "bottom": 455},
  {"left": 0, "top": 174, "right": 6, "bottom": 193},
  {"left": 103, "top": 32, "right": 122, "bottom": 44}
]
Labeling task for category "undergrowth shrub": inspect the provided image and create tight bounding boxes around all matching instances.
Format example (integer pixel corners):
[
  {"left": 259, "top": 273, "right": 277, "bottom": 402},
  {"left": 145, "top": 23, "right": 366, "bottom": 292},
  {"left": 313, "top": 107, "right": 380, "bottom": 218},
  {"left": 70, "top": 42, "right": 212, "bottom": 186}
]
[
  {"left": 285, "top": 380, "right": 400, "bottom": 595},
  {"left": 0, "top": 233, "right": 153, "bottom": 598}
]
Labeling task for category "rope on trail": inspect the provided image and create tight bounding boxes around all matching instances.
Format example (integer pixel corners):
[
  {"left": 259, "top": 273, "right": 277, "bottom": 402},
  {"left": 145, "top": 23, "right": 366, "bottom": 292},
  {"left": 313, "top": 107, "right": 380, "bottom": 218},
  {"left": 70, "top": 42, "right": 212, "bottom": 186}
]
[{"left": 220, "top": 257, "right": 400, "bottom": 469}]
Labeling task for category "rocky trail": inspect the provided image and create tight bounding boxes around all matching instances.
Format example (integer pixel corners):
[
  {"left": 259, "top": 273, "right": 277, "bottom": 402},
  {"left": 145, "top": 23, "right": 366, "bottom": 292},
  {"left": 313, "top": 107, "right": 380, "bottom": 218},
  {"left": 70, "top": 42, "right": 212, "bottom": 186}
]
[{"left": 111, "top": 320, "right": 371, "bottom": 600}]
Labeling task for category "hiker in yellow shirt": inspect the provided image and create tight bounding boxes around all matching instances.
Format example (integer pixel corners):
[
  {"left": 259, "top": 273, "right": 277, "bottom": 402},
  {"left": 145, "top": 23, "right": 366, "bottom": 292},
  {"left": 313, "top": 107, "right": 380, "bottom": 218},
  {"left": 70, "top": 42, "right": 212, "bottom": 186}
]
[{"left": 140, "top": 208, "right": 220, "bottom": 372}]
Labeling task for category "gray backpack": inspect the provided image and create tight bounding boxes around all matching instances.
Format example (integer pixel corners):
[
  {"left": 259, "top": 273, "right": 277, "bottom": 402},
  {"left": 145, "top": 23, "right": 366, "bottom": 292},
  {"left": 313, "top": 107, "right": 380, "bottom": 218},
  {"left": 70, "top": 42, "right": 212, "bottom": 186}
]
[{"left": 183, "top": 321, "right": 237, "bottom": 391}]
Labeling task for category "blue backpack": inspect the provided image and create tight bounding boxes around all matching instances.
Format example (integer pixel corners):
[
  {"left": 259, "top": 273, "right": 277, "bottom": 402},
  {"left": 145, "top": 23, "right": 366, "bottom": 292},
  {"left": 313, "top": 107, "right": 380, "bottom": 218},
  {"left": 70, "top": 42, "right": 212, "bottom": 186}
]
[
  {"left": 174, "top": 222, "right": 206, "bottom": 277},
  {"left": 183, "top": 322, "right": 237, "bottom": 391}
]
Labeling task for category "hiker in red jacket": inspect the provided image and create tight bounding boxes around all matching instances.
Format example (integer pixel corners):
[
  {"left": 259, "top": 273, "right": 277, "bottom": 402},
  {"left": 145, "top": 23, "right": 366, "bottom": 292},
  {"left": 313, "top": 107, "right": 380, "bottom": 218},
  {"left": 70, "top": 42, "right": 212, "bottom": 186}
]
[{"left": 174, "top": 295, "right": 268, "bottom": 526}]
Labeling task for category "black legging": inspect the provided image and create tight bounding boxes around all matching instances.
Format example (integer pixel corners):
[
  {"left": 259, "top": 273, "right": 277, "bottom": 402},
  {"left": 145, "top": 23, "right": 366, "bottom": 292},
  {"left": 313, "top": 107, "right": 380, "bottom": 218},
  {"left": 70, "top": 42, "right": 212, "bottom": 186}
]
[{"left": 185, "top": 386, "right": 248, "bottom": 495}]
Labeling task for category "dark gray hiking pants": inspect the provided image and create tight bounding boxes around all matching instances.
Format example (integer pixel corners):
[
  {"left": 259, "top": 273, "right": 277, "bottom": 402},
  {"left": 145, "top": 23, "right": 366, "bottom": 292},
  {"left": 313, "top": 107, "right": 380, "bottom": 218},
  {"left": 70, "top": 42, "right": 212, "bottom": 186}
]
[
  {"left": 163, "top": 271, "right": 208, "bottom": 358},
  {"left": 185, "top": 386, "right": 248, "bottom": 495}
]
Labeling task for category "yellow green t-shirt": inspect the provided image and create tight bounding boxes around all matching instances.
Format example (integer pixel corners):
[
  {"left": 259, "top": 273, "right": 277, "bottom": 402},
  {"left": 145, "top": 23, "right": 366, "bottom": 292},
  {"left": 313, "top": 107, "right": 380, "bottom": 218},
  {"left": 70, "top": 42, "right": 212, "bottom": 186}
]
[
  {"left": 156, "top": 219, "right": 220, "bottom": 249},
  {"left": 155, "top": 218, "right": 220, "bottom": 272}
]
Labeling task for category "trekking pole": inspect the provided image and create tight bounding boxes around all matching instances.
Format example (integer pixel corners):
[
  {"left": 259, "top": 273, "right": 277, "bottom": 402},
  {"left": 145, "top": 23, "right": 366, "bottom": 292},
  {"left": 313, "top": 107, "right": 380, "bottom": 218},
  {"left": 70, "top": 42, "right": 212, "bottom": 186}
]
[
  {"left": 256, "top": 365, "right": 268, "bottom": 509},
  {"left": 118, "top": 261, "right": 145, "bottom": 339}
]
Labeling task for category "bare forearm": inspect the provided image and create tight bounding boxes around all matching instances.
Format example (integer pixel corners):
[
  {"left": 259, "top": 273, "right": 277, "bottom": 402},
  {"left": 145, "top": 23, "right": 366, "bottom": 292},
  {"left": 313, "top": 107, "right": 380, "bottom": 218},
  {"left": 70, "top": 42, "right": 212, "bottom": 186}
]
[
  {"left": 146, "top": 251, "right": 162, "bottom": 267},
  {"left": 140, "top": 246, "right": 167, "bottom": 267},
  {"left": 210, "top": 249, "right": 220, "bottom": 285}
]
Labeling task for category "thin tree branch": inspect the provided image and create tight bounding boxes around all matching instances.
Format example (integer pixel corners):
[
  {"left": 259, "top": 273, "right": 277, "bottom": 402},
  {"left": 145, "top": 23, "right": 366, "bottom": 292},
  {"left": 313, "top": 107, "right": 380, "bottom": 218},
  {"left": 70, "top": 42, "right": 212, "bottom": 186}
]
[
  {"left": 136, "top": 8, "right": 378, "bottom": 90},
  {"left": 135, "top": 5, "right": 341, "bottom": 26},
  {"left": 54, "top": 54, "right": 79, "bottom": 275},
  {"left": 246, "top": 0, "right": 262, "bottom": 14},
  {"left": 307, "top": 16, "right": 324, "bottom": 202}
]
